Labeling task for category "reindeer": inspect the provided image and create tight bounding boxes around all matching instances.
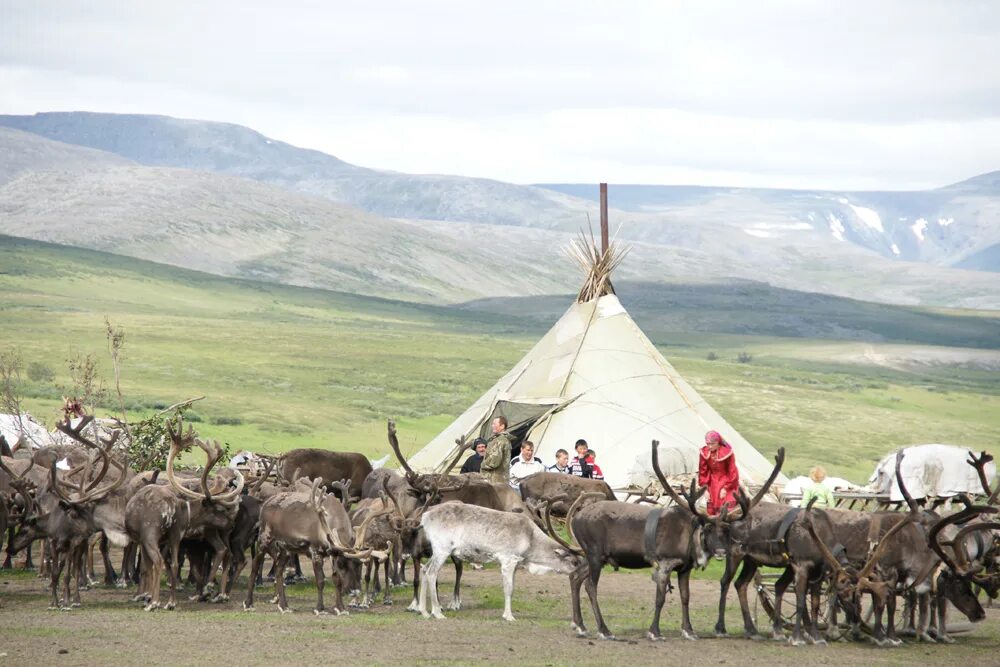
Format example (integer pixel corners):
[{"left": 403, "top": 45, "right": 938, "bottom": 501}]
[
  {"left": 124, "top": 420, "right": 243, "bottom": 610},
  {"left": 276, "top": 448, "right": 372, "bottom": 501},
  {"left": 418, "top": 501, "right": 581, "bottom": 621},
  {"left": 807, "top": 451, "right": 996, "bottom": 645},
  {"left": 244, "top": 478, "right": 383, "bottom": 615},
  {"left": 518, "top": 471, "right": 616, "bottom": 517},
  {"left": 349, "top": 478, "right": 401, "bottom": 607},
  {"left": 4, "top": 416, "right": 127, "bottom": 609}
]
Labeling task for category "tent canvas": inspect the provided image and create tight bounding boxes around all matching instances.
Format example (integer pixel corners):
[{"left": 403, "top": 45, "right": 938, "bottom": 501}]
[
  {"left": 408, "top": 293, "right": 786, "bottom": 491},
  {"left": 867, "top": 444, "right": 996, "bottom": 501}
]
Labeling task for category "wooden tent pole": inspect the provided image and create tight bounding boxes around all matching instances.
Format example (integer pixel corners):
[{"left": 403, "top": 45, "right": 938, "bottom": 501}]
[{"left": 599, "top": 182, "right": 609, "bottom": 255}]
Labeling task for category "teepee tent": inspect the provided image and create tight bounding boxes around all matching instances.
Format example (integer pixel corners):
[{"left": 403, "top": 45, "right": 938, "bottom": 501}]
[{"left": 408, "top": 234, "right": 785, "bottom": 492}]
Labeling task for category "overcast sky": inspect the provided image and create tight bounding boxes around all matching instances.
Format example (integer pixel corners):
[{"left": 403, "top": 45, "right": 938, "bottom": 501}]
[{"left": 1, "top": 1, "right": 998, "bottom": 189}]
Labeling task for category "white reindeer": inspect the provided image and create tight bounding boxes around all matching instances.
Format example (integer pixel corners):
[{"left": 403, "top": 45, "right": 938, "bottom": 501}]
[{"left": 418, "top": 501, "right": 580, "bottom": 621}]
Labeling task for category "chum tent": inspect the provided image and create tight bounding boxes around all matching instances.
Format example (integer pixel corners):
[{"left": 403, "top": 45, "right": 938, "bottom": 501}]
[{"left": 408, "top": 237, "right": 786, "bottom": 492}]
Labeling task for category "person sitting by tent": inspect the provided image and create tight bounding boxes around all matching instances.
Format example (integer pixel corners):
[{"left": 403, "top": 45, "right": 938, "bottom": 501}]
[
  {"left": 547, "top": 448, "right": 570, "bottom": 473},
  {"left": 460, "top": 438, "right": 488, "bottom": 474},
  {"left": 801, "top": 465, "right": 836, "bottom": 508},
  {"left": 480, "top": 416, "right": 512, "bottom": 485},
  {"left": 699, "top": 430, "right": 740, "bottom": 515},
  {"left": 568, "top": 447, "right": 604, "bottom": 479},
  {"left": 509, "top": 441, "right": 546, "bottom": 488},
  {"left": 568, "top": 439, "right": 589, "bottom": 474}
]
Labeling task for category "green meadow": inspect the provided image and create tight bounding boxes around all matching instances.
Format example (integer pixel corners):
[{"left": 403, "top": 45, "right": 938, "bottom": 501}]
[{"left": 2, "top": 235, "right": 998, "bottom": 482}]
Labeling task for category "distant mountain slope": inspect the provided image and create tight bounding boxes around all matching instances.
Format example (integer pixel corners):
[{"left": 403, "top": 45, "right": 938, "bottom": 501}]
[
  {"left": 0, "top": 126, "right": 132, "bottom": 185},
  {"left": 1, "top": 113, "right": 998, "bottom": 308},
  {"left": 538, "top": 181, "right": 1000, "bottom": 272},
  {"left": 0, "top": 111, "right": 591, "bottom": 229}
]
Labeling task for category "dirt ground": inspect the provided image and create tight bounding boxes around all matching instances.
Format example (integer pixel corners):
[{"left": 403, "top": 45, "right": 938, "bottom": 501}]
[{"left": 2, "top": 562, "right": 999, "bottom": 667}]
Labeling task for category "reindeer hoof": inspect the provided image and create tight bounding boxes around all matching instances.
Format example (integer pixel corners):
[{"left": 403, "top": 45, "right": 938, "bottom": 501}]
[
  {"left": 788, "top": 636, "right": 807, "bottom": 647},
  {"left": 502, "top": 613, "right": 516, "bottom": 622},
  {"left": 313, "top": 609, "right": 329, "bottom": 616},
  {"left": 646, "top": 632, "right": 663, "bottom": 641},
  {"left": 71, "top": 602, "right": 82, "bottom": 608},
  {"left": 918, "top": 632, "right": 936, "bottom": 644},
  {"left": 771, "top": 631, "right": 786, "bottom": 642},
  {"left": 809, "top": 637, "right": 826, "bottom": 647},
  {"left": 383, "top": 599, "right": 393, "bottom": 606},
  {"left": 571, "top": 623, "right": 588, "bottom": 637},
  {"left": 681, "top": 630, "right": 698, "bottom": 641},
  {"left": 420, "top": 611, "right": 432, "bottom": 619},
  {"left": 887, "top": 637, "right": 902, "bottom": 647},
  {"left": 270, "top": 596, "right": 280, "bottom": 604},
  {"left": 188, "top": 595, "right": 201, "bottom": 602},
  {"left": 406, "top": 601, "right": 419, "bottom": 612},
  {"left": 211, "top": 594, "right": 229, "bottom": 603},
  {"left": 48, "top": 605, "right": 60, "bottom": 611},
  {"left": 164, "top": 602, "right": 175, "bottom": 610},
  {"left": 59, "top": 605, "right": 73, "bottom": 612},
  {"left": 116, "top": 581, "right": 129, "bottom": 589},
  {"left": 334, "top": 608, "right": 349, "bottom": 616},
  {"left": 597, "top": 632, "right": 614, "bottom": 640},
  {"left": 446, "top": 600, "right": 462, "bottom": 611},
  {"left": 278, "top": 607, "right": 294, "bottom": 614},
  {"left": 143, "top": 602, "right": 160, "bottom": 612},
  {"left": 938, "top": 634, "right": 955, "bottom": 645},
  {"left": 243, "top": 604, "right": 255, "bottom": 613}
]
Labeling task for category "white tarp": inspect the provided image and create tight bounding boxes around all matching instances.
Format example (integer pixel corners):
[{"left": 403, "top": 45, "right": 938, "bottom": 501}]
[
  {"left": 0, "top": 413, "right": 52, "bottom": 452},
  {"left": 408, "top": 294, "right": 785, "bottom": 490},
  {"left": 867, "top": 444, "right": 996, "bottom": 501}
]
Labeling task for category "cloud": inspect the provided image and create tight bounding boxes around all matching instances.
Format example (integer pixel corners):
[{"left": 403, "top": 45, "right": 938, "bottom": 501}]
[{"left": 1, "top": 0, "right": 998, "bottom": 188}]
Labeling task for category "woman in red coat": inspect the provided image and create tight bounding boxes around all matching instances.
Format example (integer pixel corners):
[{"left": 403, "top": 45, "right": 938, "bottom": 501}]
[{"left": 698, "top": 430, "right": 740, "bottom": 515}]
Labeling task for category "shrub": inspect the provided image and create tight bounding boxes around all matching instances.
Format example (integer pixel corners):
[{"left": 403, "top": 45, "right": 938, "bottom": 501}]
[
  {"left": 706, "top": 351, "right": 718, "bottom": 361},
  {"left": 211, "top": 416, "right": 244, "bottom": 426},
  {"left": 183, "top": 410, "right": 203, "bottom": 422},
  {"left": 736, "top": 352, "right": 753, "bottom": 364},
  {"left": 27, "top": 362, "right": 55, "bottom": 383}
]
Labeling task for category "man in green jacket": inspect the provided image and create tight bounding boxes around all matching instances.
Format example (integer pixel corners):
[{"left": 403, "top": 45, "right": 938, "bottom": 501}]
[{"left": 480, "top": 416, "right": 512, "bottom": 485}]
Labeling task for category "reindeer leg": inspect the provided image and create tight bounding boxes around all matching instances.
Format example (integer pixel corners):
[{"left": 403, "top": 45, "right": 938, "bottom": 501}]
[
  {"left": 498, "top": 555, "right": 520, "bottom": 622},
  {"left": 678, "top": 566, "right": 698, "bottom": 640},
  {"left": 243, "top": 545, "right": 268, "bottom": 611},
  {"left": 142, "top": 539, "right": 163, "bottom": 611},
  {"left": 49, "top": 549, "right": 65, "bottom": 609},
  {"left": 360, "top": 559, "right": 373, "bottom": 608},
  {"left": 870, "top": 589, "right": 887, "bottom": 646},
  {"left": 72, "top": 543, "right": 85, "bottom": 606},
  {"left": 275, "top": 552, "right": 293, "bottom": 612},
  {"left": 886, "top": 588, "right": 902, "bottom": 646},
  {"left": 771, "top": 567, "right": 793, "bottom": 640},
  {"left": 733, "top": 560, "right": 760, "bottom": 639},
  {"left": 648, "top": 563, "right": 670, "bottom": 640},
  {"left": 569, "top": 562, "right": 589, "bottom": 636},
  {"left": 916, "top": 593, "right": 934, "bottom": 643},
  {"left": 311, "top": 551, "right": 327, "bottom": 615},
  {"left": 163, "top": 537, "right": 180, "bottom": 610},
  {"left": 715, "top": 553, "right": 740, "bottom": 636},
  {"left": 100, "top": 533, "right": 117, "bottom": 585},
  {"left": 584, "top": 555, "right": 614, "bottom": 639},
  {"left": 407, "top": 554, "right": 421, "bottom": 612},
  {"left": 420, "top": 552, "right": 448, "bottom": 619},
  {"left": 787, "top": 565, "right": 809, "bottom": 646},
  {"left": 446, "top": 557, "right": 463, "bottom": 610},
  {"left": 935, "top": 588, "right": 954, "bottom": 644},
  {"left": 383, "top": 555, "right": 394, "bottom": 605}
]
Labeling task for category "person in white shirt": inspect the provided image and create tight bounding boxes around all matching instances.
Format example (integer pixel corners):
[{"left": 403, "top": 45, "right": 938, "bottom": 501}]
[
  {"left": 509, "top": 440, "right": 546, "bottom": 488},
  {"left": 547, "top": 448, "right": 570, "bottom": 473}
]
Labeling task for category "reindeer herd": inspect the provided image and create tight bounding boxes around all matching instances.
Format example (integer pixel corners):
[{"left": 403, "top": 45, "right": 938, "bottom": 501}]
[{"left": 1, "top": 413, "right": 999, "bottom": 651}]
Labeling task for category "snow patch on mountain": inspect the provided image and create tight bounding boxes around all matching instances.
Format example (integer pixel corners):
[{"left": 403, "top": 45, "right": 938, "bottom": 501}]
[
  {"left": 891, "top": 244, "right": 901, "bottom": 256},
  {"left": 938, "top": 217, "right": 955, "bottom": 227},
  {"left": 827, "top": 213, "right": 846, "bottom": 242},
  {"left": 744, "top": 229, "right": 773, "bottom": 238},
  {"left": 912, "top": 218, "right": 928, "bottom": 241},
  {"left": 848, "top": 203, "right": 884, "bottom": 232}
]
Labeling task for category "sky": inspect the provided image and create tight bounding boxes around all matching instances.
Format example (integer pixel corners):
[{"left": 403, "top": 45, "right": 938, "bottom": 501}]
[{"left": 1, "top": 1, "right": 999, "bottom": 190}]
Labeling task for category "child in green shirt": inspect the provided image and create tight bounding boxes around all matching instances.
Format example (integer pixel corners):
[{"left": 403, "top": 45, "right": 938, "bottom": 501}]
[{"left": 801, "top": 466, "right": 836, "bottom": 508}]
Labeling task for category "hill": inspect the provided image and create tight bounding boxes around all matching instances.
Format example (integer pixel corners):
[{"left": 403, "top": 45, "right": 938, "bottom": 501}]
[
  {"left": 1, "top": 121, "right": 999, "bottom": 309},
  {"left": 4, "top": 111, "right": 999, "bottom": 275},
  {"left": 2, "top": 235, "right": 997, "bottom": 481}
]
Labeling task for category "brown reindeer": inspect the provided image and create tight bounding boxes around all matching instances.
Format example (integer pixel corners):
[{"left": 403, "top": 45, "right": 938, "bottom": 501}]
[{"left": 124, "top": 420, "right": 243, "bottom": 610}]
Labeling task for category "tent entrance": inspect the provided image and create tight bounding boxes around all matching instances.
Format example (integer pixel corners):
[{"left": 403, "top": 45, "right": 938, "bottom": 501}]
[{"left": 480, "top": 400, "right": 558, "bottom": 459}]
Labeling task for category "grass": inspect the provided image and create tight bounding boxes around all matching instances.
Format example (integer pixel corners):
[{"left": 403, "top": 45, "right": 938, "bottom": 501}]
[{"left": 1, "top": 235, "right": 998, "bottom": 483}]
